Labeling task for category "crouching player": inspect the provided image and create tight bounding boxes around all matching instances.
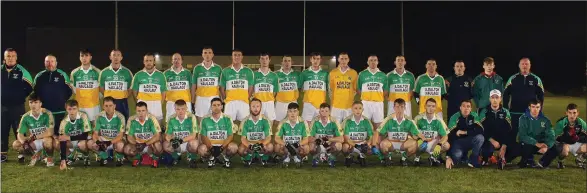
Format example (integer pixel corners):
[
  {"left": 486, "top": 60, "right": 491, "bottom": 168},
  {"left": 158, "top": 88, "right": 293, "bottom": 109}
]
[
  {"left": 274, "top": 103, "right": 310, "bottom": 167},
  {"left": 13, "top": 92, "right": 55, "bottom": 167},
  {"left": 57, "top": 100, "right": 93, "bottom": 170},
  {"left": 89, "top": 96, "right": 126, "bottom": 166},
  {"left": 554, "top": 103, "right": 587, "bottom": 169},
  {"left": 163, "top": 99, "right": 199, "bottom": 168},
  {"left": 309, "top": 103, "right": 343, "bottom": 167},
  {"left": 238, "top": 98, "right": 274, "bottom": 167},
  {"left": 414, "top": 98, "right": 450, "bottom": 166},
  {"left": 376, "top": 99, "right": 425, "bottom": 167},
  {"left": 124, "top": 102, "right": 163, "bottom": 168},
  {"left": 198, "top": 98, "right": 238, "bottom": 168},
  {"left": 342, "top": 101, "right": 375, "bottom": 167},
  {"left": 446, "top": 100, "right": 484, "bottom": 169}
]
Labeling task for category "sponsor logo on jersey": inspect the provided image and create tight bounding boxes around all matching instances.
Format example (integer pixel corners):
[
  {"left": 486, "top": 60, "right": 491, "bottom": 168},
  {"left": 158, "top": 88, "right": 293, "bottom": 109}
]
[
  {"left": 349, "top": 132, "right": 367, "bottom": 141},
  {"left": 389, "top": 132, "right": 408, "bottom": 141}
]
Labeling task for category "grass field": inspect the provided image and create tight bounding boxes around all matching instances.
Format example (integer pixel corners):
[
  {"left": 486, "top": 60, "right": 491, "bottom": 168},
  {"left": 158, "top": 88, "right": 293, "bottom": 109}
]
[{"left": 1, "top": 96, "right": 586, "bottom": 192}]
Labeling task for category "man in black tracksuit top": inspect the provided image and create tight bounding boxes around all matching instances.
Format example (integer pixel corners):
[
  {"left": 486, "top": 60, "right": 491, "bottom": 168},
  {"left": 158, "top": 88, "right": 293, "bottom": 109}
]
[
  {"left": 1, "top": 48, "right": 33, "bottom": 162},
  {"left": 553, "top": 103, "right": 587, "bottom": 169},
  {"left": 445, "top": 60, "right": 473, "bottom": 118},
  {"left": 33, "top": 55, "right": 73, "bottom": 137},
  {"left": 503, "top": 58, "right": 544, "bottom": 138},
  {"left": 446, "top": 100, "right": 484, "bottom": 168},
  {"left": 478, "top": 89, "right": 520, "bottom": 169}
]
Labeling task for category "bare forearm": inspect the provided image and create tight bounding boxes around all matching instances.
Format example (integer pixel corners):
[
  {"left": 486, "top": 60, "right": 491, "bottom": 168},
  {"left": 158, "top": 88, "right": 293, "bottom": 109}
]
[
  {"left": 146, "top": 134, "right": 160, "bottom": 145},
  {"left": 222, "top": 135, "right": 234, "bottom": 148},
  {"left": 241, "top": 136, "right": 250, "bottom": 147},
  {"left": 111, "top": 134, "right": 124, "bottom": 144},
  {"left": 127, "top": 136, "right": 137, "bottom": 144},
  {"left": 329, "top": 136, "right": 343, "bottom": 143}
]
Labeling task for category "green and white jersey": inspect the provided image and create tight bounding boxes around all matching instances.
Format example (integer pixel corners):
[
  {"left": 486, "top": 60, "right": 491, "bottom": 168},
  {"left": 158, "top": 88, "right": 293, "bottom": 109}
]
[
  {"left": 200, "top": 113, "right": 235, "bottom": 145},
  {"left": 276, "top": 117, "right": 309, "bottom": 144},
  {"left": 163, "top": 67, "right": 192, "bottom": 102},
  {"left": 413, "top": 113, "right": 447, "bottom": 139},
  {"left": 220, "top": 66, "right": 254, "bottom": 103},
  {"left": 18, "top": 109, "right": 55, "bottom": 137},
  {"left": 377, "top": 116, "right": 419, "bottom": 142},
  {"left": 166, "top": 113, "right": 198, "bottom": 140},
  {"left": 358, "top": 68, "right": 388, "bottom": 102},
  {"left": 238, "top": 115, "right": 272, "bottom": 143},
  {"left": 99, "top": 65, "right": 133, "bottom": 99},
  {"left": 59, "top": 112, "right": 92, "bottom": 137},
  {"left": 253, "top": 70, "right": 278, "bottom": 102},
  {"left": 342, "top": 115, "right": 374, "bottom": 143},
  {"left": 275, "top": 69, "right": 302, "bottom": 103},
  {"left": 94, "top": 111, "right": 126, "bottom": 141},
  {"left": 126, "top": 114, "right": 162, "bottom": 143},
  {"left": 309, "top": 116, "right": 342, "bottom": 138},
  {"left": 131, "top": 69, "right": 167, "bottom": 101},
  {"left": 191, "top": 63, "right": 222, "bottom": 97}
]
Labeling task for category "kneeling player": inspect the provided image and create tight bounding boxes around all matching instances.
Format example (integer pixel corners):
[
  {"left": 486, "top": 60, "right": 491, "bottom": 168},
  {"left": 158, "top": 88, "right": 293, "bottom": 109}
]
[
  {"left": 376, "top": 99, "right": 425, "bottom": 167},
  {"left": 58, "top": 100, "right": 93, "bottom": 170},
  {"left": 309, "top": 103, "right": 343, "bottom": 167},
  {"left": 163, "top": 100, "right": 200, "bottom": 168},
  {"left": 12, "top": 92, "right": 55, "bottom": 167},
  {"left": 274, "top": 103, "right": 310, "bottom": 167},
  {"left": 554, "top": 103, "right": 587, "bottom": 169},
  {"left": 414, "top": 98, "right": 450, "bottom": 166},
  {"left": 124, "top": 102, "right": 163, "bottom": 168},
  {"left": 342, "top": 101, "right": 375, "bottom": 167},
  {"left": 198, "top": 98, "right": 238, "bottom": 168},
  {"left": 89, "top": 97, "right": 126, "bottom": 166},
  {"left": 238, "top": 98, "right": 274, "bottom": 167}
]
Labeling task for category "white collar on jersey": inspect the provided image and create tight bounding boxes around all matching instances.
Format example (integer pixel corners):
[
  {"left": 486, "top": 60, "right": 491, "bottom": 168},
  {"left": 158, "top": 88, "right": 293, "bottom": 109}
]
[
  {"left": 352, "top": 116, "right": 365, "bottom": 125},
  {"left": 279, "top": 68, "right": 293, "bottom": 75},
  {"left": 67, "top": 112, "right": 82, "bottom": 124},
  {"left": 258, "top": 68, "right": 272, "bottom": 76},
  {"left": 319, "top": 117, "right": 331, "bottom": 127},
  {"left": 393, "top": 115, "right": 407, "bottom": 124},
  {"left": 249, "top": 115, "right": 264, "bottom": 125},
  {"left": 367, "top": 68, "right": 380, "bottom": 74}
]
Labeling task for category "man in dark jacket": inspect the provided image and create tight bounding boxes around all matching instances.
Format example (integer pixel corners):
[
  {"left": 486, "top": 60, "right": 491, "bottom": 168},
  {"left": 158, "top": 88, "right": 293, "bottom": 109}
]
[
  {"left": 472, "top": 57, "right": 504, "bottom": 110},
  {"left": 445, "top": 60, "right": 473, "bottom": 118},
  {"left": 33, "top": 54, "right": 73, "bottom": 137},
  {"left": 446, "top": 99, "right": 484, "bottom": 168},
  {"left": 553, "top": 103, "right": 587, "bottom": 169},
  {"left": 1, "top": 48, "right": 33, "bottom": 162},
  {"left": 517, "top": 99, "right": 557, "bottom": 169},
  {"left": 478, "top": 89, "right": 520, "bottom": 169}
]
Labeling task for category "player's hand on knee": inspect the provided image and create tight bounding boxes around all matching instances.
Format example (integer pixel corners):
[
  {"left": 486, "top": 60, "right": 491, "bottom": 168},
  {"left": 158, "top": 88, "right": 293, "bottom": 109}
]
[{"left": 445, "top": 157, "right": 453, "bottom": 169}]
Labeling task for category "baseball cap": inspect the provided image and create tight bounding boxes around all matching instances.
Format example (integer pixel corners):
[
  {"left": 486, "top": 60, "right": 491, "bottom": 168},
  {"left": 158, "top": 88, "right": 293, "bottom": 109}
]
[{"left": 489, "top": 89, "right": 501, "bottom": 97}]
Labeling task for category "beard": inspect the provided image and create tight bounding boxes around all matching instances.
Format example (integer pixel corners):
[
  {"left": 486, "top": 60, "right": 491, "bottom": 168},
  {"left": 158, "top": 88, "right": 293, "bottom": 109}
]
[{"left": 251, "top": 111, "right": 260, "bottom": 116}]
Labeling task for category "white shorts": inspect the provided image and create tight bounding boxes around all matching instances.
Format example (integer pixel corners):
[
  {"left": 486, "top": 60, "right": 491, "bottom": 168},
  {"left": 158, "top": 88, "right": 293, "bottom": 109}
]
[
  {"left": 261, "top": 101, "right": 276, "bottom": 122},
  {"left": 388, "top": 101, "right": 413, "bottom": 118},
  {"left": 392, "top": 142, "right": 403, "bottom": 151},
  {"left": 81, "top": 106, "right": 100, "bottom": 121},
  {"left": 165, "top": 101, "right": 193, "bottom": 121},
  {"left": 225, "top": 100, "right": 249, "bottom": 121},
  {"left": 195, "top": 96, "right": 218, "bottom": 117},
  {"left": 139, "top": 100, "right": 163, "bottom": 122},
  {"left": 331, "top": 107, "right": 352, "bottom": 124},
  {"left": 302, "top": 103, "right": 319, "bottom": 122},
  {"left": 32, "top": 139, "right": 43, "bottom": 152},
  {"left": 362, "top": 101, "right": 384, "bottom": 123},
  {"left": 569, "top": 142, "right": 585, "bottom": 155},
  {"left": 174, "top": 142, "right": 188, "bottom": 153},
  {"left": 275, "top": 101, "right": 295, "bottom": 121},
  {"left": 424, "top": 138, "right": 440, "bottom": 153}
]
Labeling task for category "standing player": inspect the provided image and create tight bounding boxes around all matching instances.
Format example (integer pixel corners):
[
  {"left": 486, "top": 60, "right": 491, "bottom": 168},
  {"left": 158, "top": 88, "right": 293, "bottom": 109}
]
[
  {"left": 472, "top": 57, "right": 504, "bottom": 110},
  {"left": 274, "top": 103, "right": 310, "bottom": 167},
  {"left": 71, "top": 49, "right": 101, "bottom": 125},
  {"left": 375, "top": 99, "right": 425, "bottom": 167},
  {"left": 413, "top": 98, "right": 450, "bottom": 166},
  {"left": 301, "top": 52, "right": 329, "bottom": 125},
  {"left": 553, "top": 103, "right": 587, "bottom": 169},
  {"left": 478, "top": 90, "right": 518, "bottom": 169},
  {"left": 99, "top": 49, "right": 133, "bottom": 119},
  {"left": 164, "top": 53, "right": 192, "bottom": 121},
  {"left": 387, "top": 55, "right": 416, "bottom": 118},
  {"left": 517, "top": 99, "right": 557, "bottom": 168},
  {"left": 503, "top": 58, "right": 544, "bottom": 138},
  {"left": 1, "top": 48, "right": 33, "bottom": 162},
  {"left": 163, "top": 100, "right": 199, "bottom": 168},
  {"left": 358, "top": 55, "right": 388, "bottom": 129},
  {"left": 89, "top": 96, "right": 126, "bottom": 167},
  {"left": 329, "top": 52, "right": 358, "bottom": 124},
  {"left": 124, "top": 102, "right": 163, "bottom": 168},
  {"left": 12, "top": 92, "right": 55, "bottom": 167},
  {"left": 191, "top": 47, "right": 221, "bottom": 122},
  {"left": 220, "top": 49, "right": 254, "bottom": 123},
  {"left": 34, "top": 54, "right": 73, "bottom": 138},
  {"left": 132, "top": 53, "right": 167, "bottom": 123},
  {"left": 238, "top": 98, "right": 274, "bottom": 167},
  {"left": 308, "top": 103, "right": 343, "bottom": 167},
  {"left": 446, "top": 100, "right": 484, "bottom": 168},
  {"left": 341, "top": 101, "right": 374, "bottom": 167},
  {"left": 445, "top": 60, "right": 473, "bottom": 118},
  {"left": 57, "top": 100, "right": 93, "bottom": 170},
  {"left": 253, "top": 53, "right": 278, "bottom": 123},
  {"left": 413, "top": 59, "right": 446, "bottom": 120},
  {"left": 198, "top": 98, "right": 238, "bottom": 168},
  {"left": 275, "top": 55, "right": 302, "bottom": 126}
]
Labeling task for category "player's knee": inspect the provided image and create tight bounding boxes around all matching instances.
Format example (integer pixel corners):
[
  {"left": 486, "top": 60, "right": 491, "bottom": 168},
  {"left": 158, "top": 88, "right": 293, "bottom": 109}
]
[
  {"left": 43, "top": 137, "right": 54, "bottom": 150},
  {"left": 238, "top": 145, "right": 247, "bottom": 155},
  {"left": 188, "top": 140, "right": 199, "bottom": 152},
  {"left": 442, "top": 143, "right": 450, "bottom": 152},
  {"left": 114, "top": 142, "right": 125, "bottom": 153},
  {"left": 12, "top": 140, "right": 22, "bottom": 151},
  {"left": 227, "top": 143, "right": 238, "bottom": 154},
  {"left": 472, "top": 134, "right": 484, "bottom": 145},
  {"left": 380, "top": 140, "right": 391, "bottom": 153},
  {"left": 264, "top": 143, "right": 274, "bottom": 154},
  {"left": 580, "top": 144, "right": 587, "bottom": 154},
  {"left": 560, "top": 145, "right": 570, "bottom": 157},
  {"left": 342, "top": 143, "right": 351, "bottom": 153},
  {"left": 198, "top": 145, "right": 209, "bottom": 156},
  {"left": 333, "top": 143, "right": 343, "bottom": 153}
]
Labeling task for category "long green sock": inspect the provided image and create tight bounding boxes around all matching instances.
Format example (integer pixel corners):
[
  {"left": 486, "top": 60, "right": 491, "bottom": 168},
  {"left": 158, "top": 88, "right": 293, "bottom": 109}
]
[
  {"left": 400, "top": 151, "right": 407, "bottom": 160},
  {"left": 187, "top": 153, "right": 198, "bottom": 160},
  {"left": 171, "top": 152, "right": 180, "bottom": 160},
  {"left": 242, "top": 153, "right": 252, "bottom": 161},
  {"left": 150, "top": 153, "right": 159, "bottom": 160},
  {"left": 115, "top": 152, "right": 124, "bottom": 160},
  {"left": 134, "top": 153, "right": 142, "bottom": 160},
  {"left": 261, "top": 154, "right": 269, "bottom": 161},
  {"left": 327, "top": 153, "right": 336, "bottom": 161},
  {"left": 98, "top": 151, "right": 109, "bottom": 160}
]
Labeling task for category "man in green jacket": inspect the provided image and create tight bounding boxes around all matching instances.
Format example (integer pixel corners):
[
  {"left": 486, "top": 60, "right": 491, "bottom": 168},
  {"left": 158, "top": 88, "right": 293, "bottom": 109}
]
[
  {"left": 472, "top": 57, "right": 504, "bottom": 110},
  {"left": 517, "top": 98, "right": 558, "bottom": 168}
]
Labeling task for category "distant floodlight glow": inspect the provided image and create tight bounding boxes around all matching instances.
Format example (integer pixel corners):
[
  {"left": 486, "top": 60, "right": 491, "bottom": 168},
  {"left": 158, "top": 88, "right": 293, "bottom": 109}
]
[
  {"left": 331, "top": 56, "right": 336, "bottom": 61},
  {"left": 155, "top": 54, "right": 160, "bottom": 59}
]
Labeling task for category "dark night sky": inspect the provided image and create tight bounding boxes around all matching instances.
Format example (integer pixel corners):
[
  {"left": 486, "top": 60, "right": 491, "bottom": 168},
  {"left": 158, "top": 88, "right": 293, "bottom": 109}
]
[{"left": 2, "top": 1, "right": 586, "bottom": 94}]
